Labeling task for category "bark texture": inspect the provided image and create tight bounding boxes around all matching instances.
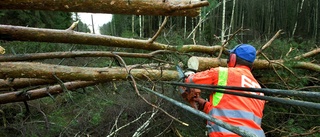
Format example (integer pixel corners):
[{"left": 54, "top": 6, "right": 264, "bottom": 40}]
[
  {"left": 0, "top": 51, "right": 153, "bottom": 62},
  {"left": 0, "top": 25, "right": 222, "bottom": 54},
  {"left": 188, "top": 56, "right": 320, "bottom": 72},
  {"left": 0, "top": 78, "right": 55, "bottom": 90},
  {"left": 0, "top": 62, "right": 179, "bottom": 82},
  {"left": 0, "top": 0, "right": 208, "bottom": 17},
  {"left": 0, "top": 81, "right": 97, "bottom": 104}
]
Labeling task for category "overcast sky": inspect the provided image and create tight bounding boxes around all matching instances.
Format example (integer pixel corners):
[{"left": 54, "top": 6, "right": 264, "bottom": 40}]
[{"left": 77, "top": 13, "right": 112, "bottom": 34}]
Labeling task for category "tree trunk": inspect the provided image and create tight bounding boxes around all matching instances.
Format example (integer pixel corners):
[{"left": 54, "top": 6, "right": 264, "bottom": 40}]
[
  {"left": 0, "top": 78, "right": 55, "bottom": 90},
  {"left": 0, "top": 25, "right": 222, "bottom": 54},
  {"left": 317, "top": 0, "right": 320, "bottom": 45},
  {"left": 188, "top": 56, "right": 320, "bottom": 72},
  {"left": 221, "top": 0, "right": 226, "bottom": 43},
  {"left": 132, "top": 15, "right": 135, "bottom": 34},
  {"left": 228, "top": 0, "right": 236, "bottom": 39},
  {"left": 292, "top": 0, "right": 305, "bottom": 37},
  {"left": 0, "top": 81, "right": 97, "bottom": 104},
  {"left": 0, "top": 51, "right": 154, "bottom": 62},
  {"left": 91, "top": 14, "right": 95, "bottom": 34},
  {"left": 0, "top": 0, "right": 209, "bottom": 17},
  {"left": 139, "top": 15, "right": 142, "bottom": 37},
  {"left": 0, "top": 62, "right": 179, "bottom": 82}
]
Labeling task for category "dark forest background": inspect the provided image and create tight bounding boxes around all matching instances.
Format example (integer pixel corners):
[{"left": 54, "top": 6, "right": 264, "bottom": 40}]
[{"left": 0, "top": 0, "right": 319, "bottom": 137}]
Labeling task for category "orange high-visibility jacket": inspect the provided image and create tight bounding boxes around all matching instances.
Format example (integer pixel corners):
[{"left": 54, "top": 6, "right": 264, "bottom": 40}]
[{"left": 185, "top": 66, "right": 265, "bottom": 137}]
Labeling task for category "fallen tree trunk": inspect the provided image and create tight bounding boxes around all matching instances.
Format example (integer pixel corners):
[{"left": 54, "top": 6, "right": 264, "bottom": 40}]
[
  {"left": 188, "top": 56, "right": 320, "bottom": 72},
  {"left": 0, "top": 25, "right": 223, "bottom": 54},
  {"left": 0, "top": 78, "right": 55, "bottom": 90},
  {"left": 0, "top": 81, "right": 97, "bottom": 104},
  {"left": 0, "top": 0, "right": 209, "bottom": 17},
  {"left": 0, "top": 51, "right": 154, "bottom": 62},
  {"left": 0, "top": 50, "right": 182, "bottom": 62},
  {"left": 0, "top": 62, "right": 179, "bottom": 82}
]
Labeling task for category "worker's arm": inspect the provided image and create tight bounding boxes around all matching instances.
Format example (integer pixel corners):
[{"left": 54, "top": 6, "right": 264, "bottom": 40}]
[
  {"left": 193, "top": 97, "right": 212, "bottom": 113},
  {"left": 185, "top": 68, "right": 218, "bottom": 85},
  {"left": 182, "top": 68, "right": 218, "bottom": 110}
]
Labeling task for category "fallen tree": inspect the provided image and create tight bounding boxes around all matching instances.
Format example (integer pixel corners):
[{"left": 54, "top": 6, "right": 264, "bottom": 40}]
[
  {"left": 188, "top": 56, "right": 320, "bottom": 72},
  {"left": 0, "top": 25, "right": 222, "bottom": 54},
  {"left": 0, "top": 78, "right": 55, "bottom": 90},
  {"left": 0, "top": 51, "right": 154, "bottom": 62},
  {"left": 0, "top": 62, "right": 179, "bottom": 82},
  {"left": 0, "top": 0, "right": 209, "bottom": 17},
  {"left": 0, "top": 2, "right": 319, "bottom": 137},
  {"left": 0, "top": 80, "right": 97, "bottom": 104}
]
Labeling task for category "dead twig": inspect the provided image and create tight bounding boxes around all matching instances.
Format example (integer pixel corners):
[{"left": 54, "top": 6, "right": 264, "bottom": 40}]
[
  {"left": 293, "top": 48, "right": 320, "bottom": 60},
  {"left": 133, "top": 108, "right": 159, "bottom": 137},
  {"left": 256, "top": 30, "right": 283, "bottom": 56},
  {"left": 106, "top": 112, "right": 147, "bottom": 137},
  {"left": 154, "top": 120, "right": 174, "bottom": 137},
  {"left": 260, "top": 52, "right": 290, "bottom": 89},
  {"left": 53, "top": 74, "right": 74, "bottom": 102},
  {"left": 187, "top": 9, "right": 213, "bottom": 39},
  {"left": 35, "top": 104, "right": 49, "bottom": 131},
  {"left": 148, "top": 16, "right": 169, "bottom": 44},
  {"left": 109, "top": 108, "right": 124, "bottom": 136},
  {"left": 285, "top": 126, "right": 320, "bottom": 137},
  {"left": 66, "top": 20, "right": 79, "bottom": 31},
  {"left": 217, "top": 28, "right": 245, "bottom": 59},
  {"left": 112, "top": 53, "right": 189, "bottom": 126}
]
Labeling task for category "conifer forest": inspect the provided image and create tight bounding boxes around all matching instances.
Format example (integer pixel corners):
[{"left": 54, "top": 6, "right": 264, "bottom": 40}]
[{"left": 0, "top": 0, "right": 319, "bottom": 137}]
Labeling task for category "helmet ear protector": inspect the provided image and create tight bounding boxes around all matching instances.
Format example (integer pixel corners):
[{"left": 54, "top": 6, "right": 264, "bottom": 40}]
[
  {"left": 227, "top": 45, "right": 241, "bottom": 67},
  {"left": 228, "top": 44, "right": 256, "bottom": 68},
  {"left": 227, "top": 53, "right": 237, "bottom": 67}
]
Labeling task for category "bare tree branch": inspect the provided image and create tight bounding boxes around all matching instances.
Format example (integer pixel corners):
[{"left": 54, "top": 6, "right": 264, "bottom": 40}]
[
  {"left": 67, "top": 20, "right": 79, "bottom": 31},
  {"left": 148, "top": 16, "right": 169, "bottom": 44},
  {"left": 112, "top": 53, "right": 189, "bottom": 126},
  {"left": 294, "top": 48, "right": 320, "bottom": 60},
  {"left": 0, "top": 81, "right": 97, "bottom": 104},
  {"left": 256, "top": 30, "right": 283, "bottom": 56},
  {"left": 106, "top": 111, "right": 147, "bottom": 137}
]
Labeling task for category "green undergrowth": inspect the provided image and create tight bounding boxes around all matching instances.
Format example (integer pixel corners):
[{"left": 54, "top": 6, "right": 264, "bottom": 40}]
[{"left": 0, "top": 39, "right": 319, "bottom": 136}]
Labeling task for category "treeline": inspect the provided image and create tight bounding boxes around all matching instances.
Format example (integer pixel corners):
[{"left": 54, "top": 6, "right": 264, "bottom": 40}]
[
  {"left": 101, "top": 0, "right": 319, "bottom": 45},
  {"left": 0, "top": 11, "right": 90, "bottom": 33},
  {"left": 0, "top": 1, "right": 319, "bottom": 137}
]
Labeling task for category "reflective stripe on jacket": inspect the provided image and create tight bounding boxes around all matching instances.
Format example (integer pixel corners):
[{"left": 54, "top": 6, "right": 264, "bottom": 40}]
[{"left": 186, "top": 66, "right": 265, "bottom": 137}]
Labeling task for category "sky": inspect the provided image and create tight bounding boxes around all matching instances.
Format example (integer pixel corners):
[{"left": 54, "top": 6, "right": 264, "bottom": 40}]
[{"left": 77, "top": 13, "right": 112, "bottom": 34}]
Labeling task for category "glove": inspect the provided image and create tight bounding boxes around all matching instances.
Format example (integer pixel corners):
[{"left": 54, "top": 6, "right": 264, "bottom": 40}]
[
  {"left": 183, "top": 68, "right": 197, "bottom": 77},
  {"left": 181, "top": 88, "right": 201, "bottom": 109},
  {"left": 193, "top": 97, "right": 207, "bottom": 111}
]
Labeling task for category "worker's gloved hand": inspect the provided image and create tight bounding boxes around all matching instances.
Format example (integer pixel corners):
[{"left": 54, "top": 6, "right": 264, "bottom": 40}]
[
  {"left": 193, "top": 97, "right": 207, "bottom": 111},
  {"left": 183, "top": 68, "right": 197, "bottom": 78},
  {"left": 180, "top": 88, "right": 201, "bottom": 109}
]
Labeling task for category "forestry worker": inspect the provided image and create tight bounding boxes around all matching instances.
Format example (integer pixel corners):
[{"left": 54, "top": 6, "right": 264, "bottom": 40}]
[{"left": 181, "top": 44, "right": 265, "bottom": 137}]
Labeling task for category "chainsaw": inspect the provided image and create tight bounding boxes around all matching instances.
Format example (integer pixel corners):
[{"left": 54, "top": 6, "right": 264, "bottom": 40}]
[{"left": 176, "top": 65, "right": 201, "bottom": 109}]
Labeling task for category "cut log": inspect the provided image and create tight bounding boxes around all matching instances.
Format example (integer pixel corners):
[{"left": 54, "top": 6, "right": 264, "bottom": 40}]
[
  {"left": 187, "top": 56, "right": 285, "bottom": 71},
  {"left": 0, "top": 25, "right": 222, "bottom": 54},
  {"left": 0, "top": 0, "right": 209, "bottom": 17},
  {"left": 187, "top": 56, "right": 320, "bottom": 72}
]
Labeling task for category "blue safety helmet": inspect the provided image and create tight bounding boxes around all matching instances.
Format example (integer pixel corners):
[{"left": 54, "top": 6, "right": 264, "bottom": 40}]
[{"left": 228, "top": 44, "right": 256, "bottom": 63}]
